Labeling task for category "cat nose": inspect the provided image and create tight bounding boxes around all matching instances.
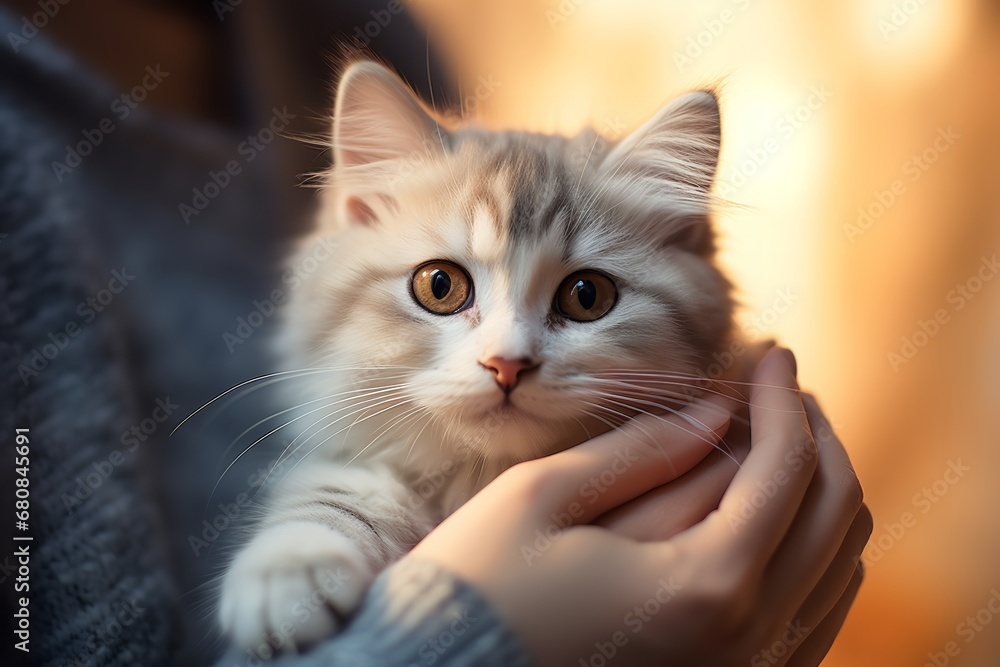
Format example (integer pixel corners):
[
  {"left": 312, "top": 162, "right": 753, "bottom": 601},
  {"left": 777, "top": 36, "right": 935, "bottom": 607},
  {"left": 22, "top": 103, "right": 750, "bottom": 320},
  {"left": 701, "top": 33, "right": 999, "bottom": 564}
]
[{"left": 479, "top": 356, "right": 540, "bottom": 393}]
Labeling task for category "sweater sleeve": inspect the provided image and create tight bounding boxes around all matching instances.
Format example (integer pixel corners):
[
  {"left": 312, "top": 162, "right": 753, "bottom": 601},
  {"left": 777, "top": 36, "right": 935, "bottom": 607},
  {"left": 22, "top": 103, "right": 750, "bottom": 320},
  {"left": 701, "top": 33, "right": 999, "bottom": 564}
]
[{"left": 214, "top": 557, "right": 535, "bottom": 667}]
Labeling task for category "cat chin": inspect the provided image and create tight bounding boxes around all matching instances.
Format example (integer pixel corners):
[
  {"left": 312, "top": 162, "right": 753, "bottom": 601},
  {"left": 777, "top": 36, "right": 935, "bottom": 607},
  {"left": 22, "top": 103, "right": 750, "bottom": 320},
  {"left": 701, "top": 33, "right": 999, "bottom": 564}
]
[
  {"left": 485, "top": 396, "right": 552, "bottom": 421},
  {"left": 445, "top": 407, "right": 604, "bottom": 463},
  {"left": 428, "top": 389, "right": 555, "bottom": 425}
]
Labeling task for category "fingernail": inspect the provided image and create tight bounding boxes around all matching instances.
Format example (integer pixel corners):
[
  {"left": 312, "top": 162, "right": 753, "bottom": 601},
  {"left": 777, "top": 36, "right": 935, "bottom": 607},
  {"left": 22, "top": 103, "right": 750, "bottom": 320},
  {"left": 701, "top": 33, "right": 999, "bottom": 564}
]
[{"left": 778, "top": 347, "right": 797, "bottom": 377}]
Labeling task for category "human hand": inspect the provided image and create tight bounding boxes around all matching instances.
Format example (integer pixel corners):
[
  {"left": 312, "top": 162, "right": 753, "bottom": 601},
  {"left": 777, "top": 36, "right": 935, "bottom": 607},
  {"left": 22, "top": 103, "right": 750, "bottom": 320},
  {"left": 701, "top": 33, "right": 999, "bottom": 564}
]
[{"left": 408, "top": 347, "right": 871, "bottom": 667}]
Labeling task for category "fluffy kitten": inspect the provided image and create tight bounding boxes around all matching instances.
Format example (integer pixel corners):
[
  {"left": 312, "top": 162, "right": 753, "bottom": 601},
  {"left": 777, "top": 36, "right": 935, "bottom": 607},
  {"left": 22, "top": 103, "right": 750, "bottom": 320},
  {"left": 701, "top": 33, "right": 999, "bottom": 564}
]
[{"left": 218, "top": 60, "right": 736, "bottom": 651}]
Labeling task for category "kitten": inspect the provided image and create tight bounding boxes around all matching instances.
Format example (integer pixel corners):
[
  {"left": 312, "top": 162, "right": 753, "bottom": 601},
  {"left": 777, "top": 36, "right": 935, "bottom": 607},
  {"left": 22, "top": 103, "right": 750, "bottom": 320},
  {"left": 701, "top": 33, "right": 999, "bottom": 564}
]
[{"left": 218, "top": 60, "right": 738, "bottom": 651}]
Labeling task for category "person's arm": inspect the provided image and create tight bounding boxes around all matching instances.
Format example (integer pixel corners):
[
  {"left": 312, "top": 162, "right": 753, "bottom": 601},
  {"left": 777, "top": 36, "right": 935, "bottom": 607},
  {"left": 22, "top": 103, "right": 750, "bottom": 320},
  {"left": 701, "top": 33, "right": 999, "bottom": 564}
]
[{"left": 215, "top": 556, "right": 534, "bottom": 667}]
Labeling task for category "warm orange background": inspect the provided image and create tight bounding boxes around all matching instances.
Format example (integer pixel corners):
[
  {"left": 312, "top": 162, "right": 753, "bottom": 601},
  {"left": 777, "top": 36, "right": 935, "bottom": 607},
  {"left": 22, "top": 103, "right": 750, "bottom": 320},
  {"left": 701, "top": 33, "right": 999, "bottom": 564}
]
[{"left": 403, "top": 0, "right": 1000, "bottom": 664}]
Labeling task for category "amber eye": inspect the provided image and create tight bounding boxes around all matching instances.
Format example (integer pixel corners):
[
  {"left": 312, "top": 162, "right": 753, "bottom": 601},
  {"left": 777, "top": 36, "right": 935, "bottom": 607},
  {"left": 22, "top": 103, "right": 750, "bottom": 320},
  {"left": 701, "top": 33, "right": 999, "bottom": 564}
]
[
  {"left": 554, "top": 271, "right": 618, "bottom": 322},
  {"left": 411, "top": 261, "right": 473, "bottom": 315}
]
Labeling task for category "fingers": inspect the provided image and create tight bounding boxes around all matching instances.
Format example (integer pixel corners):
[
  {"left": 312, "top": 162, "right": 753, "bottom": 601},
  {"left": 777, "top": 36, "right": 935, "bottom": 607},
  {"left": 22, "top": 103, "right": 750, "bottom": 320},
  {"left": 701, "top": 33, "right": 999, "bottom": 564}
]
[
  {"left": 783, "top": 504, "right": 871, "bottom": 635},
  {"left": 747, "top": 520, "right": 868, "bottom": 667},
  {"left": 759, "top": 394, "right": 866, "bottom": 619},
  {"left": 783, "top": 564, "right": 865, "bottom": 667},
  {"left": 690, "top": 347, "right": 816, "bottom": 564},
  {"left": 510, "top": 391, "right": 732, "bottom": 524},
  {"left": 751, "top": 505, "right": 869, "bottom": 667},
  {"left": 595, "top": 436, "right": 749, "bottom": 541}
]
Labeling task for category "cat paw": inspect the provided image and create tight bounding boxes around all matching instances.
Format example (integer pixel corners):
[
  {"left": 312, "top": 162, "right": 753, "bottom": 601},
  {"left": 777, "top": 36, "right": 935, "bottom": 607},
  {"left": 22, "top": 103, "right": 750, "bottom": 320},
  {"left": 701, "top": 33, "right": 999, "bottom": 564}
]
[{"left": 218, "top": 522, "right": 376, "bottom": 652}]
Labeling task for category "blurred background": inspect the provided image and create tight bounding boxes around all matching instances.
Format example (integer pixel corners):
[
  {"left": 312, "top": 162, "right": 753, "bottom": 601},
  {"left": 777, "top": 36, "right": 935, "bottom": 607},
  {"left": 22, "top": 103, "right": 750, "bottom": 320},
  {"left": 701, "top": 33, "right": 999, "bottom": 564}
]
[
  {"left": 401, "top": 1, "right": 1000, "bottom": 663},
  {"left": 2, "top": 0, "right": 998, "bottom": 665}
]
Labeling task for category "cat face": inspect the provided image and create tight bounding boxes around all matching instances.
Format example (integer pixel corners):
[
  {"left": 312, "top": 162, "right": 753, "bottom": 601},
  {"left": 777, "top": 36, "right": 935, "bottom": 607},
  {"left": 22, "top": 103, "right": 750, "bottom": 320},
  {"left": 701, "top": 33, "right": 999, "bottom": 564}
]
[{"left": 287, "top": 62, "right": 734, "bottom": 463}]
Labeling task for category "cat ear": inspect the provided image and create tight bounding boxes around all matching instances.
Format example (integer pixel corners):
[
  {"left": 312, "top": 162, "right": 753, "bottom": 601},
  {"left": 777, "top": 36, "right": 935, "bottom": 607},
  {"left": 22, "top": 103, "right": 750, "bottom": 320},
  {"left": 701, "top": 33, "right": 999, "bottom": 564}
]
[
  {"left": 331, "top": 62, "right": 447, "bottom": 226},
  {"left": 601, "top": 90, "right": 721, "bottom": 196},
  {"left": 334, "top": 61, "right": 446, "bottom": 168},
  {"left": 599, "top": 91, "right": 721, "bottom": 251}
]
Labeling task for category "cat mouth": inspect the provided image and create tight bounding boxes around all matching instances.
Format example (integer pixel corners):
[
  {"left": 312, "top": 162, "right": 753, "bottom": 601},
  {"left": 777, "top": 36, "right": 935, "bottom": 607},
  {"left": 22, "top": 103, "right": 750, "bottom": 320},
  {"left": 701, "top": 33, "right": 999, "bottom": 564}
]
[
  {"left": 490, "top": 395, "right": 518, "bottom": 414},
  {"left": 487, "top": 393, "right": 546, "bottom": 420},
  {"left": 460, "top": 387, "right": 552, "bottom": 424}
]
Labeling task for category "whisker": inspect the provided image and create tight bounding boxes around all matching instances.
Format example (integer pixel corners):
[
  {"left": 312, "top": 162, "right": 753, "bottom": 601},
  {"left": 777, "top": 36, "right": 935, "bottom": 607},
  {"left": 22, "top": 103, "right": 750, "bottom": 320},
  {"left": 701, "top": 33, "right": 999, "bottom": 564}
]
[
  {"left": 172, "top": 365, "right": 422, "bottom": 435},
  {"left": 592, "top": 374, "right": 748, "bottom": 402},
  {"left": 596, "top": 380, "right": 753, "bottom": 428},
  {"left": 578, "top": 403, "right": 644, "bottom": 454},
  {"left": 590, "top": 394, "right": 739, "bottom": 467},
  {"left": 346, "top": 405, "right": 427, "bottom": 467},
  {"left": 591, "top": 375, "right": 802, "bottom": 416},
  {"left": 278, "top": 398, "right": 417, "bottom": 481},
  {"left": 277, "top": 390, "right": 412, "bottom": 464},
  {"left": 580, "top": 400, "right": 662, "bottom": 450},
  {"left": 403, "top": 412, "right": 435, "bottom": 467},
  {"left": 595, "top": 369, "right": 799, "bottom": 393},
  {"left": 202, "top": 370, "right": 413, "bottom": 435},
  {"left": 217, "top": 383, "right": 414, "bottom": 466},
  {"left": 584, "top": 382, "right": 731, "bottom": 431},
  {"left": 208, "top": 391, "right": 409, "bottom": 509},
  {"left": 249, "top": 393, "right": 417, "bottom": 504}
]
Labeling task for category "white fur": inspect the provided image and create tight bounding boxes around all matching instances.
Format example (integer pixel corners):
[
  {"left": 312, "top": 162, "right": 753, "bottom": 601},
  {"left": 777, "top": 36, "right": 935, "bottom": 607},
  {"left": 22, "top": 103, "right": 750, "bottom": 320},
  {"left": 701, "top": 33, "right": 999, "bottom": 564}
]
[
  {"left": 219, "top": 522, "right": 373, "bottom": 651},
  {"left": 219, "top": 62, "right": 734, "bottom": 652}
]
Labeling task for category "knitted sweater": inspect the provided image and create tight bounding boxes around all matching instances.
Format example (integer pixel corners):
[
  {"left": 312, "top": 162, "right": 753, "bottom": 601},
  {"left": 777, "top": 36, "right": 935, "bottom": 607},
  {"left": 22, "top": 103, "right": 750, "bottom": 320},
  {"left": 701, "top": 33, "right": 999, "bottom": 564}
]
[{"left": 0, "top": 9, "right": 532, "bottom": 667}]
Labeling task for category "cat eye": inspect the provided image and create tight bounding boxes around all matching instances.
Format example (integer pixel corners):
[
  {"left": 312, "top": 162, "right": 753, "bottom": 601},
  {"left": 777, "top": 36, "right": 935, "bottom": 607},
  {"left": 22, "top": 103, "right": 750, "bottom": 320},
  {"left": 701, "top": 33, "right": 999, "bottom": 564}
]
[
  {"left": 411, "top": 261, "right": 474, "bottom": 315},
  {"left": 554, "top": 271, "right": 618, "bottom": 322}
]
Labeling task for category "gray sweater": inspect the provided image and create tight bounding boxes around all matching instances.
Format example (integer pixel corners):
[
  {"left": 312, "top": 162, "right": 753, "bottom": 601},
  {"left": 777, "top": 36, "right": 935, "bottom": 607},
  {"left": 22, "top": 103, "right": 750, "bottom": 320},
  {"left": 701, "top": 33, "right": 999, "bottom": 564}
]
[
  {"left": 214, "top": 559, "right": 531, "bottom": 667},
  {"left": 0, "top": 8, "right": 532, "bottom": 666}
]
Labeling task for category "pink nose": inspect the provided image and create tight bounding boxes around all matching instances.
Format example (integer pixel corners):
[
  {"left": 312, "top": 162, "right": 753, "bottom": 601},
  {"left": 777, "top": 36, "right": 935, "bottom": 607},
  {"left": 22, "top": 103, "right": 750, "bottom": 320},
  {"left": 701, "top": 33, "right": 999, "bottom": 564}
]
[{"left": 479, "top": 356, "right": 539, "bottom": 393}]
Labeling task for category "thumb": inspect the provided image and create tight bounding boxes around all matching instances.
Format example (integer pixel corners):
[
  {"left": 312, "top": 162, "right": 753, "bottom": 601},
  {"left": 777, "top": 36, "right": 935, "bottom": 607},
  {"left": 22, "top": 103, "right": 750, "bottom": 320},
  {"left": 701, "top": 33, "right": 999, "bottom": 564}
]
[{"left": 521, "top": 395, "right": 732, "bottom": 524}]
